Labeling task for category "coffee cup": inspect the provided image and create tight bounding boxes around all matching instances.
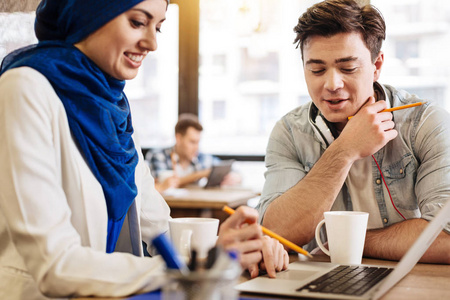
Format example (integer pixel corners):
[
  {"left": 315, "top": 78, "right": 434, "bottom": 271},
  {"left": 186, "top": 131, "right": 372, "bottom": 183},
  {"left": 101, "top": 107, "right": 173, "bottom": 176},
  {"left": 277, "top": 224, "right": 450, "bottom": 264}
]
[
  {"left": 168, "top": 217, "right": 219, "bottom": 260},
  {"left": 315, "top": 211, "right": 369, "bottom": 265}
]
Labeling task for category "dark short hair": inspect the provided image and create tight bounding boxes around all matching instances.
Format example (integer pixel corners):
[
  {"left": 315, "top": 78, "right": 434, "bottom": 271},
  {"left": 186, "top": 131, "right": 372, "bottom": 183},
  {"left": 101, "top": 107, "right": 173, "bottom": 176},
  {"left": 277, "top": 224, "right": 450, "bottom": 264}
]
[
  {"left": 175, "top": 113, "right": 203, "bottom": 135},
  {"left": 293, "top": 0, "right": 385, "bottom": 62}
]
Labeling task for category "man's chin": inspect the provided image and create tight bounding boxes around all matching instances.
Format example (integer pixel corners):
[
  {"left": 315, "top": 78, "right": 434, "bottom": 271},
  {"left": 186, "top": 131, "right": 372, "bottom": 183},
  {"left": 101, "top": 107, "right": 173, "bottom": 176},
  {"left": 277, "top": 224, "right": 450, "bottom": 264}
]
[{"left": 320, "top": 114, "right": 347, "bottom": 124}]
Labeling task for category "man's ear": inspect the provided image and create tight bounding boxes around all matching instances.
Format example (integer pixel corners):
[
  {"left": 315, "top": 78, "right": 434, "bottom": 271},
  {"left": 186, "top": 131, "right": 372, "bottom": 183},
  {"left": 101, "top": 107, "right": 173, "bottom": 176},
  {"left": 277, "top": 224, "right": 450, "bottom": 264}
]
[
  {"left": 175, "top": 133, "right": 182, "bottom": 144},
  {"left": 373, "top": 51, "right": 384, "bottom": 82}
]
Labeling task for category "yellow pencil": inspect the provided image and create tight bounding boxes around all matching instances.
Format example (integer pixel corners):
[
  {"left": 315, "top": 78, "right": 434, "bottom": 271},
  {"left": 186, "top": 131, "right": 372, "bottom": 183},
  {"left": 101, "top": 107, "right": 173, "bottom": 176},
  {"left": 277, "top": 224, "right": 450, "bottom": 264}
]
[
  {"left": 348, "top": 102, "right": 424, "bottom": 120},
  {"left": 222, "top": 206, "right": 313, "bottom": 259}
]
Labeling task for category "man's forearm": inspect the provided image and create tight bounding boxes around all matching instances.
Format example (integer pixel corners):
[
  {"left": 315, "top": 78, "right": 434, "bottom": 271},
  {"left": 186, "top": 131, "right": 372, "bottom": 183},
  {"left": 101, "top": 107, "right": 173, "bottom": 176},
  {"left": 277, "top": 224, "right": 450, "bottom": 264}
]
[
  {"left": 364, "top": 218, "right": 450, "bottom": 264},
  {"left": 262, "top": 141, "right": 355, "bottom": 246},
  {"left": 262, "top": 107, "right": 399, "bottom": 247}
]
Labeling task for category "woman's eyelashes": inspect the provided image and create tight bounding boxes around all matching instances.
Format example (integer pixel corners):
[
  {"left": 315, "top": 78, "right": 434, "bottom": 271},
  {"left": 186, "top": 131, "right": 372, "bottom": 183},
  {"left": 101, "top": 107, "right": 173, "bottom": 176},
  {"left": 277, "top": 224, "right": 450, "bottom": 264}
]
[
  {"left": 131, "top": 19, "right": 146, "bottom": 28},
  {"left": 130, "top": 19, "right": 163, "bottom": 34}
]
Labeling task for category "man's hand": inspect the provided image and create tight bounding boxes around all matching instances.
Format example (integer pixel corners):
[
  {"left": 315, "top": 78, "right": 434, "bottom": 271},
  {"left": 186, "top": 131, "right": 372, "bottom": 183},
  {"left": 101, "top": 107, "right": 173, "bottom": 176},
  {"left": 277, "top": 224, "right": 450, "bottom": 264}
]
[
  {"left": 339, "top": 97, "right": 398, "bottom": 161},
  {"left": 220, "top": 172, "right": 242, "bottom": 186},
  {"left": 155, "top": 175, "right": 180, "bottom": 193},
  {"left": 177, "top": 168, "right": 211, "bottom": 187}
]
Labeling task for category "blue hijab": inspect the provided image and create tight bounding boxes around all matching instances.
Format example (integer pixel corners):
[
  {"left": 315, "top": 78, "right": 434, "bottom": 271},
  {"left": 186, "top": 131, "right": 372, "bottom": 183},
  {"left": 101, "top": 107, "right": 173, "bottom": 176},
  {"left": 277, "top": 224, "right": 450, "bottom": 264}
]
[{"left": 0, "top": 0, "right": 147, "bottom": 253}]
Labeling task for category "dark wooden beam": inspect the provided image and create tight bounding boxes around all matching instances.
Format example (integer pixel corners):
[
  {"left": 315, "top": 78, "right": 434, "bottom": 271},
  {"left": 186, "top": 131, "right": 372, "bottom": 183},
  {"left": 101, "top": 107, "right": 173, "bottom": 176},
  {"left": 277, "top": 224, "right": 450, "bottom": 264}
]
[
  {"left": 0, "top": 0, "right": 40, "bottom": 12},
  {"left": 171, "top": 0, "right": 200, "bottom": 117}
]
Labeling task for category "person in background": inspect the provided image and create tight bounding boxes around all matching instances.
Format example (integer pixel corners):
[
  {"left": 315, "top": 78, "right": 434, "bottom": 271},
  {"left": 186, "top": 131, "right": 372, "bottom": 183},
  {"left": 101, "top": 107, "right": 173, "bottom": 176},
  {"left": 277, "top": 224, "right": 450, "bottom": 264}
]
[
  {"left": 0, "top": 1, "right": 288, "bottom": 299},
  {"left": 147, "top": 113, "right": 241, "bottom": 192},
  {"left": 257, "top": 0, "right": 450, "bottom": 263}
]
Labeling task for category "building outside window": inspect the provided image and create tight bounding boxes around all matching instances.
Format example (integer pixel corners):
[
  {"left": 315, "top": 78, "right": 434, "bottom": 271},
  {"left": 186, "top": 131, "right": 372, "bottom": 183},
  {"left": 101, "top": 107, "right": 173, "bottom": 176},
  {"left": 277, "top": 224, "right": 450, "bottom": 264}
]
[
  {"left": 2, "top": 1, "right": 450, "bottom": 158},
  {"left": 198, "top": 0, "right": 450, "bottom": 156},
  {"left": 124, "top": 4, "right": 179, "bottom": 149},
  {"left": 373, "top": 0, "right": 450, "bottom": 110},
  {"left": 198, "top": 0, "right": 315, "bottom": 155}
]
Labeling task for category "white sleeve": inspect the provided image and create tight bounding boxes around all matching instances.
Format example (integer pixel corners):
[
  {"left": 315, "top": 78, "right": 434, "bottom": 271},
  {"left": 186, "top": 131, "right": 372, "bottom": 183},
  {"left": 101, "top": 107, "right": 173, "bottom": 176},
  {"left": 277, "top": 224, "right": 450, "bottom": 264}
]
[
  {"left": 133, "top": 133, "right": 171, "bottom": 254},
  {"left": 0, "top": 68, "right": 167, "bottom": 298}
]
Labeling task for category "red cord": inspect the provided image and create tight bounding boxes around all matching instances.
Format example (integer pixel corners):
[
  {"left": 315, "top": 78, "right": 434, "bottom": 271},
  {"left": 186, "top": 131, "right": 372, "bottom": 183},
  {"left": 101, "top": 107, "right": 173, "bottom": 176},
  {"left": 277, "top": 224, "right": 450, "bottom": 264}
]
[{"left": 371, "top": 155, "right": 407, "bottom": 221}]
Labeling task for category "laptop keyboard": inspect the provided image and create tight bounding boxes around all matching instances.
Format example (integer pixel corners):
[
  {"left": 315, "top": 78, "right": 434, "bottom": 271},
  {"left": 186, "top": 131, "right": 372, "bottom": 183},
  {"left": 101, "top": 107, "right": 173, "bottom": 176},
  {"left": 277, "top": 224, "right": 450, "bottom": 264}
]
[{"left": 297, "top": 265, "right": 393, "bottom": 296}]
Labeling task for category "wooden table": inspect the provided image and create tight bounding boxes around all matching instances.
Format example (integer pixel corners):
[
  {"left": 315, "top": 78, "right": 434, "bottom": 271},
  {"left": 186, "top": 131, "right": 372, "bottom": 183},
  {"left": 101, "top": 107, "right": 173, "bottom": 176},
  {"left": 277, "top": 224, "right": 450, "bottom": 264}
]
[
  {"left": 75, "top": 254, "right": 450, "bottom": 300},
  {"left": 162, "top": 186, "right": 259, "bottom": 223}
]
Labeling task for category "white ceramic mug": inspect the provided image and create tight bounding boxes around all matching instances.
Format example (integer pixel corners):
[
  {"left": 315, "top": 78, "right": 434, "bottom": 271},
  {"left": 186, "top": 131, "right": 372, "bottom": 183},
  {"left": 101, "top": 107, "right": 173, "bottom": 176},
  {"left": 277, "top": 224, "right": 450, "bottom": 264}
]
[
  {"left": 315, "top": 211, "right": 369, "bottom": 265},
  {"left": 168, "top": 217, "right": 219, "bottom": 260}
]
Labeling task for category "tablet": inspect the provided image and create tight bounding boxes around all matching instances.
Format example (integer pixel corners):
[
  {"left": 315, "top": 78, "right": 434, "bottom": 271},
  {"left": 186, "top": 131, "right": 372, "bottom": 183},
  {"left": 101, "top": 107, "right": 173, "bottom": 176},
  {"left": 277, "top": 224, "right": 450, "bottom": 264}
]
[{"left": 204, "top": 160, "right": 234, "bottom": 188}]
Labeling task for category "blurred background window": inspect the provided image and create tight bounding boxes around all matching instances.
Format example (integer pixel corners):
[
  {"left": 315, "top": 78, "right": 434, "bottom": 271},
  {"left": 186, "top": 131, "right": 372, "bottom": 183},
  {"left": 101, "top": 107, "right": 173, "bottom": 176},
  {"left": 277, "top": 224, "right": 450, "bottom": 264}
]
[
  {"left": 198, "top": 0, "right": 318, "bottom": 156},
  {"left": 372, "top": 0, "right": 450, "bottom": 110},
  {"left": 198, "top": 0, "right": 450, "bottom": 157},
  {"left": 2, "top": 0, "right": 450, "bottom": 158},
  {"left": 0, "top": 12, "right": 37, "bottom": 61},
  {"left": 124, "top": 4, "right": 179, "bottom": 149}
]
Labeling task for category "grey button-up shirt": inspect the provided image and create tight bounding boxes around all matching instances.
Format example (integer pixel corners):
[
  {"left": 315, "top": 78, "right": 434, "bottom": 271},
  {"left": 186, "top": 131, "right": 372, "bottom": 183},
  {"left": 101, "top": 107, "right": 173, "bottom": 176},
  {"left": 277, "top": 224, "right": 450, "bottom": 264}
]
[{"left": 257, "top": 83, "right": 450, "bottom": 251}]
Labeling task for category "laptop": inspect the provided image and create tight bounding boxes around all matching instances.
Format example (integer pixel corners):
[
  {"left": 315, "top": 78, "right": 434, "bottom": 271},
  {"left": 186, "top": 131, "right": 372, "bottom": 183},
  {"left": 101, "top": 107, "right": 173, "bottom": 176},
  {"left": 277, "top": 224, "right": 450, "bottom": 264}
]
[
  {"left": 236, "top": 200, "right": 450, "bottom": 299},
  {"left": 203, "top": 160, "right": 234, "bottom": 188}
]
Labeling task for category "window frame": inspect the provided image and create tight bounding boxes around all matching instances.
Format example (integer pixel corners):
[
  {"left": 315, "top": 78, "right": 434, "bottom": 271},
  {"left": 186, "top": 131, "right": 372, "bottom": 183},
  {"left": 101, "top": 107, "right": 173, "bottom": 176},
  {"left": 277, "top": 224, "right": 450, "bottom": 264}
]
[{"left": 172, "top": 0, "right": 200, "bottom": 116}]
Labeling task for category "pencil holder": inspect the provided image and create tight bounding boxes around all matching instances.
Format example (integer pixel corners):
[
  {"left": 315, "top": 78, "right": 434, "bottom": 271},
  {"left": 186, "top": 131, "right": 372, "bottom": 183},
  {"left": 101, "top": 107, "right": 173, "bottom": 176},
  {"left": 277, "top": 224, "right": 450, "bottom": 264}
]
[{"left": 162, "top": 257, "right": 241, "bottom": 300}]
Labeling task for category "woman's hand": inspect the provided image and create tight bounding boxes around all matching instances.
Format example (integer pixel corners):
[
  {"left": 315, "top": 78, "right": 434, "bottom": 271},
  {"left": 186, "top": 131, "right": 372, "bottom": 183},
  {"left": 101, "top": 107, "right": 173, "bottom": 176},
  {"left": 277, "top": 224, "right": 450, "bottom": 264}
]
[
  {"left": 254, "top": 236, "right": 289, "bottom": 278},
  {"left": 216, "top": 206, "right": 263, "bottom": 270},
  {"left": 216, "top": 206, "right": 289, "bottom": 278}
]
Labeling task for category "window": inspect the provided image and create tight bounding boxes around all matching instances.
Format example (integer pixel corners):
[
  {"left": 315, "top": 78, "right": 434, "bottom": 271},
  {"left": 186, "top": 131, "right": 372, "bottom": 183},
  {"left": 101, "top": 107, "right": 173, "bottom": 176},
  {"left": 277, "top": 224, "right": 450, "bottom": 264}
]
[
  {"left": 198, "top": 0, "right": 319, "bottom": 155},
  {"left": 373, "top": 0, "right": 450, "bottom": 110},
  {"left": 198, "top": 0, "right": 450, "bottom": 156},
  {"left": 4, "top": 1, "right": 450, "bottom": 157},
  {"left": 0, "top": 12, "right": 37, "bottom": 62},
  {"left": 125, "top": 4, "right": 179, "bottom": 149}
]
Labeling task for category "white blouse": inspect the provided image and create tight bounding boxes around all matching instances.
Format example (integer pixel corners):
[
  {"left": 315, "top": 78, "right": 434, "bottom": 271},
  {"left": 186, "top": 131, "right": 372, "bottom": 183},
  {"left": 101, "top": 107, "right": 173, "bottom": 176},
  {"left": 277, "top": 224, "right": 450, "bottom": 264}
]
[{"left": 0, "top": 67, "right": 171, "bottom": 300}]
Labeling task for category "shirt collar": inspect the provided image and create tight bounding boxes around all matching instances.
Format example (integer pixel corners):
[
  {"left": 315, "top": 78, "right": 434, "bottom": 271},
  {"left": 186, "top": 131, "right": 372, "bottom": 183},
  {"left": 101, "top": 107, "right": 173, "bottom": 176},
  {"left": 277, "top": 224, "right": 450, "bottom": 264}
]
[{"left": 308, "top": 81, "right": 390, "bottom": 148}]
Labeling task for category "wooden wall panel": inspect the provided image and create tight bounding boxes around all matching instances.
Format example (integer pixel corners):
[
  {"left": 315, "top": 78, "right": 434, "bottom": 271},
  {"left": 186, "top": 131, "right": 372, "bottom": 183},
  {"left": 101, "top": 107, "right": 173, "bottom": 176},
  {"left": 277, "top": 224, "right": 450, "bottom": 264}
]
[
  {"left": 0, "top": 0, "right": 40, "bottom": 12},
  {"left": 171, "top": 0, "right": 200, "bottom": 116}
]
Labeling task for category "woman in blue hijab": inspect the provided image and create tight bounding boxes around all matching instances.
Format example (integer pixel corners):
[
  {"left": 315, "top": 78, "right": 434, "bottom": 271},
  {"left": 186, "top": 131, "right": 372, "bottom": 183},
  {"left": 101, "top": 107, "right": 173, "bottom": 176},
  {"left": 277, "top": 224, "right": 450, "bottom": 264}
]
[{"left": 0, "top": 0, "right": 288, "bottom": 298}]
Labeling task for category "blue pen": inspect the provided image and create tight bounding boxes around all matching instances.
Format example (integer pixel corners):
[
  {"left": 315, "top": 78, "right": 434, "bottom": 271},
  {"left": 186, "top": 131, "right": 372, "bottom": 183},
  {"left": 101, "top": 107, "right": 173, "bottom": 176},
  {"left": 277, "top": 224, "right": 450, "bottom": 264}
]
[{"left": 152, "top": 233, "right": 189, "bottom": 275}]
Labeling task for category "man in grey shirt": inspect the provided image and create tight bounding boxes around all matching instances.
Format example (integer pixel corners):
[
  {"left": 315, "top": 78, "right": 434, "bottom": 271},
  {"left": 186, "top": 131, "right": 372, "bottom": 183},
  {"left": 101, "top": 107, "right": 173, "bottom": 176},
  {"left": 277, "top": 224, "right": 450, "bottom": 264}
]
[{"left": 257, "top": 0, "right": 450, "bottom": 263}]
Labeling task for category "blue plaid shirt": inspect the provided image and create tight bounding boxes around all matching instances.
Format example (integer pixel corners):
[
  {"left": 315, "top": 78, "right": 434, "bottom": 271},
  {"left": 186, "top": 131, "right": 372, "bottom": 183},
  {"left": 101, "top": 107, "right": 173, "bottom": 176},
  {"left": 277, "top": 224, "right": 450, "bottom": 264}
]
[{"left": 145, "top": 146, "right": 219, "bottom": 180}]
